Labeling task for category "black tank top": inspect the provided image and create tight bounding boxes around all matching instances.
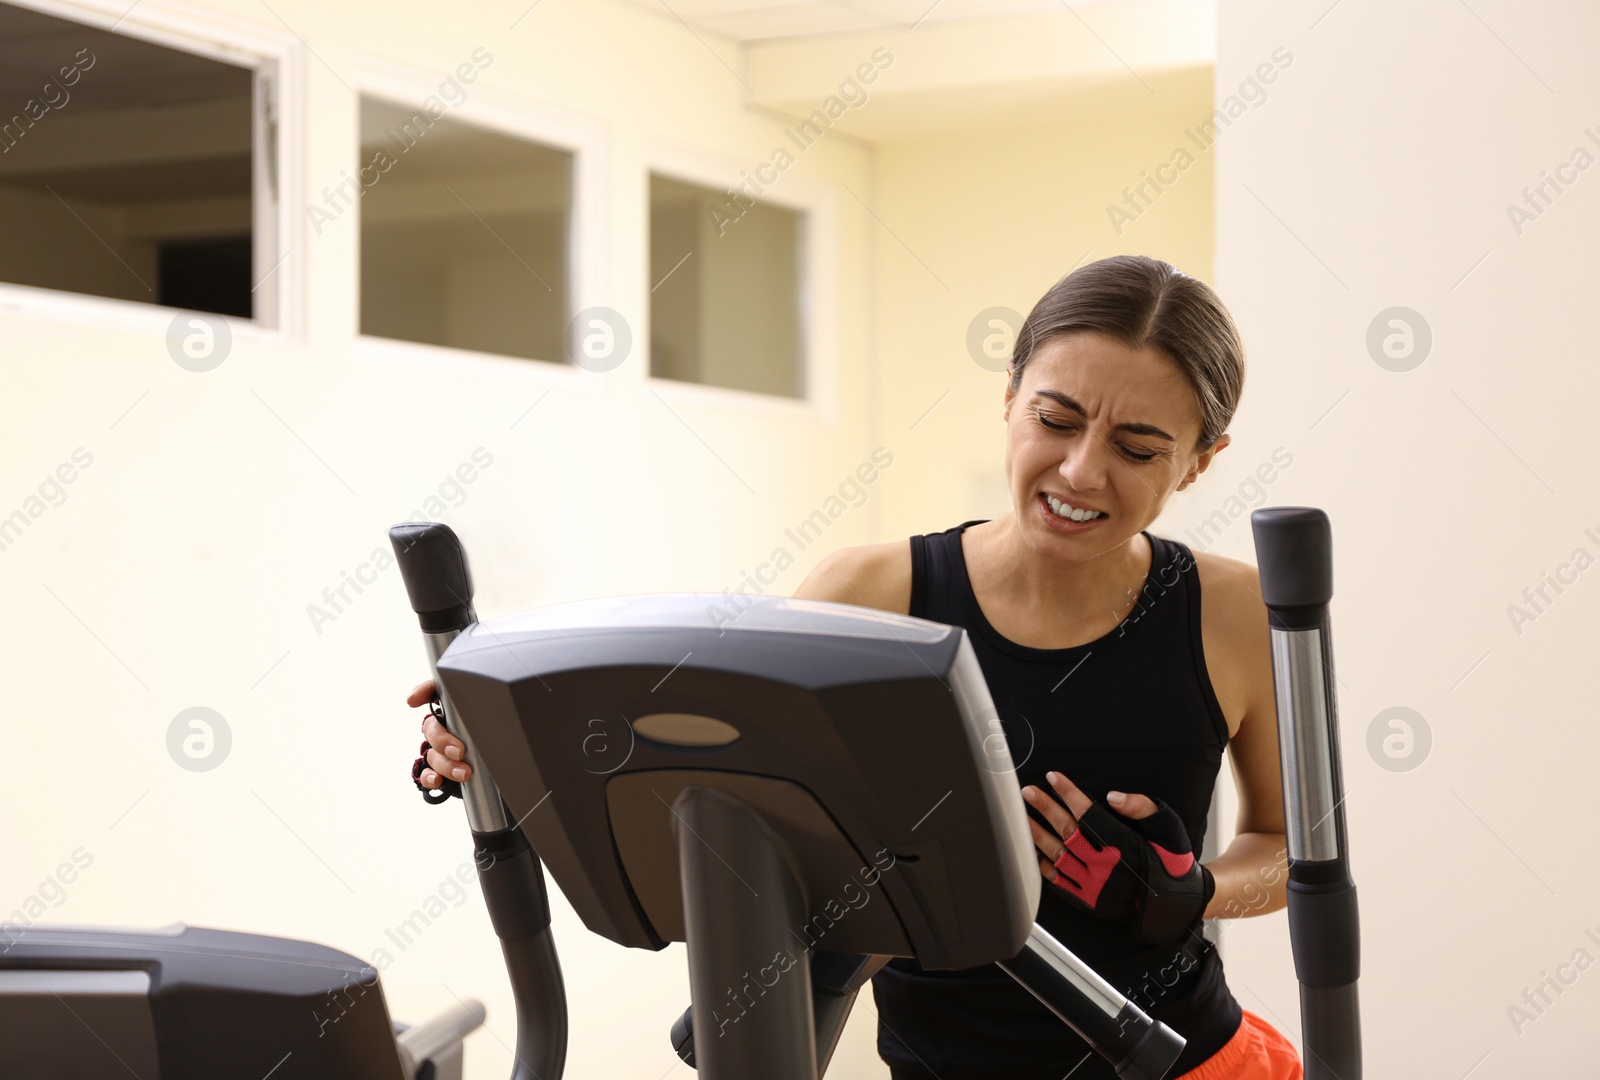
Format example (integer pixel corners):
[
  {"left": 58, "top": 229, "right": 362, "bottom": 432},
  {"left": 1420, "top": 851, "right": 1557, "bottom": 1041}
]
[{"left": 870, "top": 520, "right": 1244, "bottom": 1079}]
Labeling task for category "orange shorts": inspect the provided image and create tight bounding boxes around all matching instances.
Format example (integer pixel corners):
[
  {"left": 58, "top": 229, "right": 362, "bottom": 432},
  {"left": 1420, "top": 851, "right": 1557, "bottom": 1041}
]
[{"left": 1173, "top": 1009, "right": 1303, "bottom": 1080}]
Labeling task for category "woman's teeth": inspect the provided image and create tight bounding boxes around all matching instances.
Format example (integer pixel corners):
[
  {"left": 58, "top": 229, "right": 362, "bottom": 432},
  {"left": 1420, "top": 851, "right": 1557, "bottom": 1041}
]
[{"left": 1046, "top": 494, "right": 1104, "bottom": 522}]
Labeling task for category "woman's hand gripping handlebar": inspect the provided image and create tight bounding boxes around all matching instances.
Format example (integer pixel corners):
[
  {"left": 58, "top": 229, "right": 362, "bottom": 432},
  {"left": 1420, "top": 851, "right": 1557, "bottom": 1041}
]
[{"left": 409, "top": 677, "right": 475, "bottom": 803}]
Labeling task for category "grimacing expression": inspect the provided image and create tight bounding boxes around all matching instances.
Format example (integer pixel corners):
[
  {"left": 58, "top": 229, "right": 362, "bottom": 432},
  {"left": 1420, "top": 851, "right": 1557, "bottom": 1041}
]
[{"left": 1002, "top": 332, "right": 1227, "bottom": 551}]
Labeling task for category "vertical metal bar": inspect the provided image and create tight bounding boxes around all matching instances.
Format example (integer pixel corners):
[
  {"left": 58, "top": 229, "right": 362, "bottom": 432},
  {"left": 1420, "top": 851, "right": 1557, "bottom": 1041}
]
[
  {"left": 1269, "top": 627, "right": 1340, "bottom": 863},
  {"left": 674, "top": 786, "right": 817, "bottom": 1080}
]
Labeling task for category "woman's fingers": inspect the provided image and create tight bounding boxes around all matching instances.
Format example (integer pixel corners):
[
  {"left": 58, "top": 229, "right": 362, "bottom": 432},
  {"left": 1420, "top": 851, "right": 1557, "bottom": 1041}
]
[
  {"left": 1023, "top": 784, "right": 1078, "bottom": 842},
  {"left": 1108, "top": 791, "right": 1159, "bottom": 819},
  {"left": 411, "top": 676, "right": 469, "bottom": 778},
  {"left": 421, "top": 711, "right": 466, "bottom": 761},
  {"left": 428, "top": 744, "right": 470, "bottom": 782},
  {"left": 1028, "top": 817, "right": 1069, "bottom": 860},
  {"left": 1045, "top": 771, "right": 1095, "bottom": 818},
  {"left": 406, "top": 679, "right": 436, "bottom": 708},
  {"left": 420, "top": 710, "right": 453, "bottom": 749}
]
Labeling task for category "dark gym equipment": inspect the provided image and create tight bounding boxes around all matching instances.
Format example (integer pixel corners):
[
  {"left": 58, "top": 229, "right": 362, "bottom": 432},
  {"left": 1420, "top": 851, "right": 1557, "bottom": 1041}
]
[
  {"left": 0, "top": 924, "right": 484, "bottom": 1079},
  {"left": 0, "top": 509, "right": 1357, "bottom": 1080},
  {"left": 1250, "top": 507, "right": 1362, "bottom": 1079},
  {"left": 388, "top": 521, "right": 1192, "bottom": 1080}
]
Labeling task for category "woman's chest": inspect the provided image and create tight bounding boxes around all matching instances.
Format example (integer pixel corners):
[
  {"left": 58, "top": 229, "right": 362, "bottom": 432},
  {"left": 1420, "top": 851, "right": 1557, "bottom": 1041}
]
[
  {"left": 976, "top": 649, "right": 1226, "bottom": 760},
  {"left": 968, "top": 577, "right": 1246, "bottom": 746}
]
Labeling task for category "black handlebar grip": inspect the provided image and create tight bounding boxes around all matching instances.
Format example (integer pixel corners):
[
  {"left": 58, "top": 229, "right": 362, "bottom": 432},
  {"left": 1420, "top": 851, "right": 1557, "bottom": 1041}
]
[
  {"left": 1250, "top": 507, "right": 1332, "bottom": 626},
  {"left": 389, "top": 522, "right": 477, "bottom": 633}
]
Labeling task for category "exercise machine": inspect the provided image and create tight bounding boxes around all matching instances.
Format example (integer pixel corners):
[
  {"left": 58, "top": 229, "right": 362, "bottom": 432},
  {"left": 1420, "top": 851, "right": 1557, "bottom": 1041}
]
[
  {"left": 0, "top": 508, "right": 1359, "bottom": 1080},
  {"left": 0, "top": 925, "right": 486, "bottom": 1079},
  {"left": 388, "top": 511, "right": 1361, "bottom": 1079},
  {"left": 1251, "top": 507, "right": 1362, "bottom": 1079},
  {"left": 659, "top": 508, "right": 1364, "bottom": 1077},
  {"left": 387, "top": 519, "right": 1186, "bottom": 1080}
]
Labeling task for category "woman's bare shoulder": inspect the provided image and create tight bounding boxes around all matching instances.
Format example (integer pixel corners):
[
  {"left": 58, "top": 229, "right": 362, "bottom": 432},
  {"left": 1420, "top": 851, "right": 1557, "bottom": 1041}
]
[
  {"left": 791, "top": 539, "right": 913, "bottom": 615},
  {"left": 1190, "top": 549, "right": 1272, "bottom": 739},
  {"left": 1190, "top": 549, "right": 1273, "bottom": 647},
  {"left": 1191, "top": 547, "right": 1255, "bottom": 590}
]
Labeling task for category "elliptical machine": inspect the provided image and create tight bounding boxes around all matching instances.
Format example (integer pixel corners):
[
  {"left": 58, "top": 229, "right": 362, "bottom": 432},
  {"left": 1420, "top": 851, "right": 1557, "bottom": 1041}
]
[
  {"left": 387, "top": 521, "right": 1189, "bottom": 1080},
  {"left": 381, "top": 511, "right": 1361, "bottom": 1079},
  {"left": 0, "top": 508, "right": 1359, "bottom": 1080},
  {"left": 2, "top": 522, "right": 1161, "bottom": 1080}
]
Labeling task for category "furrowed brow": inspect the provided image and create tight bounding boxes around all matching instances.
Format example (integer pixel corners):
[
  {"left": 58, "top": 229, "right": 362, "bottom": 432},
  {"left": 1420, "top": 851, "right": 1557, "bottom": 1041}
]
[{"left": 1030, "top": 390, "right": 1175, "bottom": 442}]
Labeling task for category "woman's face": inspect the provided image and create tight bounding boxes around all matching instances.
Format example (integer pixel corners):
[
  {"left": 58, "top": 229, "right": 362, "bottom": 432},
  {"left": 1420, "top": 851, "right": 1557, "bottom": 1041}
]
[{"left": 1002, "top": 331, "right": 1228, "bottom": 556}]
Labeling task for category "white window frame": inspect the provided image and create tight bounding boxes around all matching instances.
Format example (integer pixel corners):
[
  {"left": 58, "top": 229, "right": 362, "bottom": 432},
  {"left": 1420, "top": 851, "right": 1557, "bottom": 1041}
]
[
  {"left": 0, "top": 0, "right": 303, "bottom": 343},
  {"left": 349, "top": 50, "right": 608, "bottom": 394},
  {"left": 644, "top": 139, "right": 840, "bottom": 427}
]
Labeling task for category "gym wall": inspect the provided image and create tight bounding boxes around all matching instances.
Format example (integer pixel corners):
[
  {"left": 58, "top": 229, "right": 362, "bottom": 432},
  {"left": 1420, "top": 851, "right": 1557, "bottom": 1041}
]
[{"left": 1214, "top": 2, "right": 1600, "bottom": 1076}]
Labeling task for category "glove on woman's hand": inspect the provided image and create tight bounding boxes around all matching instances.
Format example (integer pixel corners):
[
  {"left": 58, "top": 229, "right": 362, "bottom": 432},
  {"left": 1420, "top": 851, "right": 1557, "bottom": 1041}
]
[{"left": 1024, "top": 771, "right": 1214, "bottom": 946}]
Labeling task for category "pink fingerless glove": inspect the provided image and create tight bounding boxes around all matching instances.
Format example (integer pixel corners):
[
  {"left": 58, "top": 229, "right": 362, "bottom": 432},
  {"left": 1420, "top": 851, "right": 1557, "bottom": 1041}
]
[{"left": 1048, "top": 797, "right": 1214, "bottom": 946}]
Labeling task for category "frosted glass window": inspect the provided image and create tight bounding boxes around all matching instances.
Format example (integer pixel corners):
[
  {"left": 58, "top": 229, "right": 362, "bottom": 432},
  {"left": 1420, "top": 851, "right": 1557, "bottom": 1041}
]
[
  {"left": 649, "top": 173, "right": 803, "bottom": 398},
  {"left": 0, "top": 2, "right": 261, "bottom": 318},
  {"left": 359, "top": 96, "right": 572, "bottom": 363}
]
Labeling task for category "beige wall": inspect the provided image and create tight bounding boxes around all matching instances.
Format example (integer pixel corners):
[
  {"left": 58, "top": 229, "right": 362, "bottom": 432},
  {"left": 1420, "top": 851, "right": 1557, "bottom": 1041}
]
[
  {"left": 1216, "top": 2, "right": 1600, "bottom": 1075},
  {"left": 870, "top": 65, "right": 1220, "bottom": 544}
]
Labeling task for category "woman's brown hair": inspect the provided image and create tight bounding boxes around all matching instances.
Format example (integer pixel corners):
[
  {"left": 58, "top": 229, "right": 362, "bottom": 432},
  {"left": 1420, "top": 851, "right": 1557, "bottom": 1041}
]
[{"left": 1009, "top": 255, "right": 1246, "bottom": 451}]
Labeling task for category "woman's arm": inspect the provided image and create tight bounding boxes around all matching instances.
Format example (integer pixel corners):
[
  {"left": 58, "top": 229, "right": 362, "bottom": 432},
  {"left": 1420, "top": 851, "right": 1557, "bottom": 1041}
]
[{"left": 1199, "top": 558, "right": 1290, "bottom": 921}]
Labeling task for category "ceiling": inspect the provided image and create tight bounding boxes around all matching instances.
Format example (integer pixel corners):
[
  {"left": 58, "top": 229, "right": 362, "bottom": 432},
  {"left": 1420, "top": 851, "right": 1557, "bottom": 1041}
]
[
  {"left": 617, "top": 0, "right": 1127, "bottom": 42},
  {"left": 727, "top": 0, "right": 1213, "bottom": 139}
]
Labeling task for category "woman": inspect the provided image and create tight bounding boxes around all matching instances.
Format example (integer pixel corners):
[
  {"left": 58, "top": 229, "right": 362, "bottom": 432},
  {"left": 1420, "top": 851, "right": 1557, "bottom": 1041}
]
[{"left": 412, "top": 255, "right": 1303, "bottom": 1079}]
